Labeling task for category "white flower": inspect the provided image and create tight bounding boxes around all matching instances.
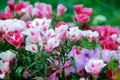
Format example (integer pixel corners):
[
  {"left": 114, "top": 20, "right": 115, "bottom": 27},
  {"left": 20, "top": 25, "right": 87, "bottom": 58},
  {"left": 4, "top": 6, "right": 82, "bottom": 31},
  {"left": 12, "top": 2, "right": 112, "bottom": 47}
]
[
  {"left": 25, "top": 44, "right": 37, "bottom": 53},
  {"left": 67, "top": 27, "right": 82, "bottom": 42},
  {"left": 0, "top": 74, "right": 5, "bottom": 79},
  {"left": 45, "top": 29, "right": 55, "bottom": 40},
  {"left": 117, "top": 37, "right": 120, "bottom": 44},
  {"left": 22, "top": 28, "right": 40, "bottom": 36},
  {"left": 0, "top": 60, "right": 9, "bottom": 79},
  {"left": 55, "top": 24, "right": 68, "bottom": 34},
  {"left": 83, "top": 30, "right": 99, "bottom": 41},
  {"left": 55, "top": 24, "right": 68, "bottom": 44},
  {"left": 85, "top": 59, "right": 106, "bottom": 78},
  {"left": 0, "top": 19, "right": 26, "bottom": 35},
  {"left": 0, "top": 50, "right": 16, "bottom": 62},
  {"left": 111, "top": 34, "right": 118, "bottom": 41},
  {"left": 30, "top": 18, "right": 51, "bottom": 32},
  {"left": 44, "top": 37, "right": 60, "bottom": 52}
]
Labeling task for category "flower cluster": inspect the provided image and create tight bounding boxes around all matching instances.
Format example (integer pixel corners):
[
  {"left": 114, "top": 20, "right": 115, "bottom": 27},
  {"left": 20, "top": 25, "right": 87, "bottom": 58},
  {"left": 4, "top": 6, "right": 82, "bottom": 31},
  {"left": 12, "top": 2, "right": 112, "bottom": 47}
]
[{"left": 0, "top": 0, "right": 120, "bottom": 80}]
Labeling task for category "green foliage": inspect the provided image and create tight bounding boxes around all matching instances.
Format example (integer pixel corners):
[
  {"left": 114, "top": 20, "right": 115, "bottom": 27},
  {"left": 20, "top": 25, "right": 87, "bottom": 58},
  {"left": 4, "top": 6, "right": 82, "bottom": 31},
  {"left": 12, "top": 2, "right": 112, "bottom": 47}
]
[
  {"left": 108, "top": 60, "right": 118, "bottom": 70},
  {"left": 76, "top": 37, "right": 98, "bottom": 50}
]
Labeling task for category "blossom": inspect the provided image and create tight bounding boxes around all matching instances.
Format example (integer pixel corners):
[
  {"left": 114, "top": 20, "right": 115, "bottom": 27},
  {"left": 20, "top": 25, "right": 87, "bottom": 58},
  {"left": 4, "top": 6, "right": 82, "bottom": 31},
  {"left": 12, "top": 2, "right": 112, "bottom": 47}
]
[
  {"left": 117, "top": 37, "right": 120, "bottom": 44},
  {"left": 6, "top": 32, "right": 24, "bottom": 48},
  {"left": 55, "top": 24, "right": 68, "bottom": 44},
  {"left": 55, "top": 21, "right": 67, "bottom": 28},
  {"left": 111, "top": 34, "right": 118, "bottom": 41},
  {"left": 95, "top": 26, "right": 119, "bottom": 50},
  {"left": 34, "top": 2, "right": 52, "bottom": 18},
  {"left": 0, "top": 19, "right": 26, "bottom": 35},
  {"left": 25, "top": 44, "right": 37, "bottom": 53},
  {"left": 44, "top": 37, "right": 60, "bottom": 52},
  {"left": 102, "top": 49, "right": 119, "bottom": 62},
  {"left": 0, "top": 12, "right": 12, "bottom": 20},
  {"left": 99, "top": 38, "right": 118, "bottom": 50},
  {"left": 80, "top": 47, "right": 100, "bottom": 65},
  {"left": 26, "top": 34, "right": 40, "bottom": 44},
  {"left": 95, "top": 26, "right": 118, "bottom": 40},
  {"left": 57, "top": 4, "right": 67, "bottom": 17},
  {"left": 45, "top": 29, "right": 55, "bottom": 40},
  {"left": 0, "top": 60, "right": 9, "bottom": 79},
  {"left": 74, "top": 5, "right": 83, "bottom": 14},
  {"left": 85, "top": 59, "right": 106, "bottom": 78},
  {"left": 74, "top": 14, "right": 90, "bottom": 25},
  {"left": 68, "top": 47, "right": 100, "bottom": 75},
  {"left": 20, "top": 5, "right": 33, "bottom": 20},
  {"left": 68, "top": 47, "right": 86, "bottom": 75},
  {"left": 14, "top": 1, "right": 29, "bottom": 12},
  {"left": 0, "top": 50, "right": 16, "bottom": 62},
  {"left": 23, "top": 71, "right": 30, "bottom": 79},
  {"left": 30, "top": 18, "right": 51, "bottom": 32},
  {"left": 48, "top": 71, "right": 60, "bottom": 80},
  {"left": 67, "top": 27, "right": 82, "bottom": 42},
  {"left": 82, "top": 30, "right": 99, "bottom": 41},
  {"left": 79, "top": 78, "right": 88, "bottom": 80},
  {"left": 73, "top": 4, "right": 92, "bottom": 25}
]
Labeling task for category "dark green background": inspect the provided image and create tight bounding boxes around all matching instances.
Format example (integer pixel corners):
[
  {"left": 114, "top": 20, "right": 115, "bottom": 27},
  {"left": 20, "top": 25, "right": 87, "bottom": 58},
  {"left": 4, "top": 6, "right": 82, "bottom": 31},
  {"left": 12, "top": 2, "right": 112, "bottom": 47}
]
[{"left": 0, "top": 0, "right": 120, "bottom": 26}]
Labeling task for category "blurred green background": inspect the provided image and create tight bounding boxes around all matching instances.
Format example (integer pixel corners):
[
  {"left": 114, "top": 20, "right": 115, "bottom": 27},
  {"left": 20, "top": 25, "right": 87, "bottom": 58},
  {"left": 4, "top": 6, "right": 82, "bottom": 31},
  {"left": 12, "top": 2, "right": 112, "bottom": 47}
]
[{"left": 0, "top": 0, "right": 120, "bottom": 26}]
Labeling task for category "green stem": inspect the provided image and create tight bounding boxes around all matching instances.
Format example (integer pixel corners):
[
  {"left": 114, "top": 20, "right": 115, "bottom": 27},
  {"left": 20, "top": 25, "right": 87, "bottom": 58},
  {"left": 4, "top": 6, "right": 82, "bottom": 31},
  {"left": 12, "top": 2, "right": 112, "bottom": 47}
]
[{"left": 62, "top": 69, "right": 65, "bottom": 80}]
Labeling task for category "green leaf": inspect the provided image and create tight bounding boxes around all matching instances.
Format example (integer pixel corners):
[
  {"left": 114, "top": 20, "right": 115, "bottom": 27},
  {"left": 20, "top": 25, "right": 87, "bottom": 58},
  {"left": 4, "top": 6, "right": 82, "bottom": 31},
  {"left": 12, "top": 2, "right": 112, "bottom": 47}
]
[
  {"left": 69, "top": 57, "right": 77, "bottom": 72},
  {"left": 79, "top": 37, "right": 97, "bottom": 49},
  {"left": 27, "top": 62, "right": 37, "bottom": 69},
  {"left": 15, "top": 66, "right": 23, "bottom": 78},
  {"left": 108, "top": 60, "right": 118, "bottom": 70}
]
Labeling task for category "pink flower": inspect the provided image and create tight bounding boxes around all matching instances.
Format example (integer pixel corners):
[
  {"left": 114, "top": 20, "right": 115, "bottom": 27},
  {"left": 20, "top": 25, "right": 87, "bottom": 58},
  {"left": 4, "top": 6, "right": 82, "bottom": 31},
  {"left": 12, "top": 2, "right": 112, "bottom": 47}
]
[
  {"left": 0, "top": 50, "right": 16, "bottom": 62},
  {"left": 99, "top": 38, "right": 118, "bottom": 50},
  {"left": 14, "top": 1, "right": 29, "bottom": 12},
  {"left": 26, "top": 21, "right": 31, "bottom": 28},
  {"left": 67, "top": 27, "right": 82, "bottom": 42},
  {"left": 73, "top": 4, "right": 92, "bottom": 25},
  {"left": 55, "top": 21, "right": 67, "bottom": 28},
  {"left": 55, "top": 24, "right": 68, "bottom": 44},
  {"left": 48, "top": 71, "right": 60, "bottom": 80},
  {"left": 83, "top": 30, "right": 99, "bottom": 41},
  {"left": 0, "top": 60, "right": 9, "bottom": 79},
  {"left": 81, "top": 8, "right": 93, "bottom": 16},
  {"left": 0, "top": 12, "right": 12, "bottom": 20},
  {"left": 74, "top": 5, "right": 83, "bottom": 14},
  {"left": 6, "top": 32, "right": 24, "bottom": 48},
  {"left": 95, "top": 26, "right": 119, "bottom": 50},
  {"left": 74, "top": 14, "right": 90, "bottom": 25},
  {"left": 57, "top": 4, "right": 67, "bottom": 17},
  {"left": 95, "top": 26, "right": 118, "bottom": 40},
  {"left": 45, "top": 29, "right": 55, "bottom": 40},
  {"left": 85, "top": 59, "right": 106, "bottom": 78},
  {"left": 20, "top": 5, "right": 33, "bottom": 20},
  {"left": 44, "top": 37, "right": 60, "bottom": 52},
  {"left": 7, "top": 0, "right": 14, "bottom": 11},
  {"left": 34, "top": 2, "right": 52, "bottom": 18}
]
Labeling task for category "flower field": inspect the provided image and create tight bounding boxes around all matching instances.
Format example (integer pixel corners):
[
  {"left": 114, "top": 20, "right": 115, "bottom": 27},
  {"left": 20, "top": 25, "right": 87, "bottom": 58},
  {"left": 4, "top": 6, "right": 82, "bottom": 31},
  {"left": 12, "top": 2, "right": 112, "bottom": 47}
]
[{"left": 0, "top": 0, "right": 120, "bottom": 80}]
